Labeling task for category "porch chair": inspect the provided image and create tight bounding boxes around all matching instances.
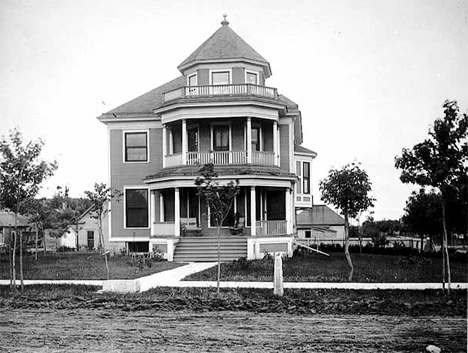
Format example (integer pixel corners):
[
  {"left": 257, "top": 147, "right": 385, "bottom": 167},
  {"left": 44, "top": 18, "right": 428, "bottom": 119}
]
[
  {"left": 229, "top": 216, "right": 246, "bottom": 235},
  {"left": 181, "top": 217, "right": 202, "bottom": 236}
]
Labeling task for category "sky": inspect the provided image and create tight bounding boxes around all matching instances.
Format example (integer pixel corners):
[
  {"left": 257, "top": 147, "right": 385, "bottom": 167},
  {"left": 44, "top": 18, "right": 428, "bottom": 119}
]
[{"left": 1, "top": 0, "right": 467, "bottom": 221}]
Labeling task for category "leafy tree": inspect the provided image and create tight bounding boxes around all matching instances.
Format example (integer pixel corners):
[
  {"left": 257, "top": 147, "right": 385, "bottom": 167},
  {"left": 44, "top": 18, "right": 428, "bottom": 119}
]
[
  {"left": 195, "top": 163, "right": 239, "bottom": 294},
  {"left": 84, "top": 182, "right": 122, "bottom": 279},
  {"left": 319, "top": 162, "right": 375, "bottom": 281},
  {"left": 402, "top": 188, "right": 441, "bottom": 251},
  {"left": 0, "top": 129, "right": 58, "bottom": 292},
  {"left": 395, "top": 100, "right": 468, "bottom": 294},
  {"left": 24, "top": 197, "right": 53, "bottom": 259}
]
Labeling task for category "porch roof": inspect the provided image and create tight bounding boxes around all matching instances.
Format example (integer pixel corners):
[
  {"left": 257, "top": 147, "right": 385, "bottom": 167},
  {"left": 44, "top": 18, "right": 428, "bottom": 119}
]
[{"left": 144, "top": 165, "right": 296, "bottom": 189}]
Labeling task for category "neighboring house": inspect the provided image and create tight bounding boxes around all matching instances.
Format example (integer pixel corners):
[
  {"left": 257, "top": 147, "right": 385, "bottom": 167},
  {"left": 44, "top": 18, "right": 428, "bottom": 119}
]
[
  {"left": 296, "top": 205, "right": 345, "bottom": 244},
  {"left": 98, "top": 16, "right": 317, "bottom": 261},
  {"left": 0, "top": 210, "right": 32, "bottom": 245},
  {"left": 59, "top": 205, "right": 109, "bottom": 251}
]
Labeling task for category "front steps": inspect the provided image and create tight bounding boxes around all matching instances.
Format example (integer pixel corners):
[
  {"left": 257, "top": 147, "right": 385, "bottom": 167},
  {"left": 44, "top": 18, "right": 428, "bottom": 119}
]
[{"left": 173, "top": 236, "right": 248, "bottom": 262}]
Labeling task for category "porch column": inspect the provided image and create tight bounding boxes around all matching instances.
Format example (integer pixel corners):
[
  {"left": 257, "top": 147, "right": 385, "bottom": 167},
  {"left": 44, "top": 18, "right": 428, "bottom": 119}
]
[
  {"left": 162, "top": 125, "right": 167, "bottom": 168},
  {"left": 273, "top": 121, "right": 278, "bottom": 166},
  {"left": 285, "top": 187, "right": 292, "bottom": 234},
  {"left": 159, "top": 191, "right": 164, "bottom": 222},
  {"left": 174, "top": 187, "right": 180, "bottom": 237},
  {"left": 250, "top": 186, "right": 256, "bottom": 236},
  {"left": 182, "top": 119, "right": 187, "bottom": 165},
  {"left": 246, "top": 117, "right": 252, "bottom": 164},
  {"left": 150, "top": 191, "right": 156, "bottom": 236}
]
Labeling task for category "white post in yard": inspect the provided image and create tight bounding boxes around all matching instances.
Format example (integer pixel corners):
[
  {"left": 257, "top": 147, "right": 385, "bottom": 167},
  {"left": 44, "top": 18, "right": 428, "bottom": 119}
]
[{"left": 273, "top": 253, "right": 284, "bottom": 296}]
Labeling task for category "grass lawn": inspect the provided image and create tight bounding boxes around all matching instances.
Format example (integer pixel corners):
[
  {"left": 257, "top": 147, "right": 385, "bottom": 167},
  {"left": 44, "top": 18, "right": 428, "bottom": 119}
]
[
  {"left": 0, "top": 252, "right": 184, "bottom": 280},
  {"left": 185, "top": 252, "right": 468, "bottom": 283}
]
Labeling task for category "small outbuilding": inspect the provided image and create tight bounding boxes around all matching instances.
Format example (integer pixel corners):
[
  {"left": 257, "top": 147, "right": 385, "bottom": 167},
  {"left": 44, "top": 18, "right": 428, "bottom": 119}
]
[{"left": 296, "top": 205, "right": 345, "bottom": 245}]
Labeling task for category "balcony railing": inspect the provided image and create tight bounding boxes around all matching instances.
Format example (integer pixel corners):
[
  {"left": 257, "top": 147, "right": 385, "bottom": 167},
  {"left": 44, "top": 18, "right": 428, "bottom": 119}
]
[
  {"left": 164, "top": 84, "right": 278, "bottom": 102},
  {"left": 256, "top": 220, "right": 288, "bottom": 235},
  {"left": 166, "top": 150, "right": 276, "bottom": 168}
]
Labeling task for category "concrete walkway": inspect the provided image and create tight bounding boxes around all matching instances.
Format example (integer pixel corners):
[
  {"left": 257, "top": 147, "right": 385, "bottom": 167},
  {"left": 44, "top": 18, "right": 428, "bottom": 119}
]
[{"left": 2, "top": 263, "right": 468, "bottom": 293}]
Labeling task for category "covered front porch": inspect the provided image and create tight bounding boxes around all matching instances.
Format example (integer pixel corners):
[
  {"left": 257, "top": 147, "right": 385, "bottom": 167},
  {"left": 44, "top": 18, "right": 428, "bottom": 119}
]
[{"left": 145, "top": 175, "right": 296, "bottom": 261}]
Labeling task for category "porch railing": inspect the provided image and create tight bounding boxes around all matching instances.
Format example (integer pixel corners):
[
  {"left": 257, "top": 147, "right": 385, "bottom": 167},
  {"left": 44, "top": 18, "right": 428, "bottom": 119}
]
[
  {"left": 164, "top": 84, "right": 278, "bottom": 102},
  {"left": 256, "top": 220, "right": 288, "bottom": 235},
  {"left": 152, "top": 222, "right": 175, "bottom": 236},
  {"left": 168, "top": 150, "right": 275, "bottom": 167}
]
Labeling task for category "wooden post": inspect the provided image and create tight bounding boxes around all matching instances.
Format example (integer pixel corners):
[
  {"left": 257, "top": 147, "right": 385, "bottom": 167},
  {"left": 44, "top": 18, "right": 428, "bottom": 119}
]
[{"left": 273, "top": 253, "right": 283, "bottom": 296}]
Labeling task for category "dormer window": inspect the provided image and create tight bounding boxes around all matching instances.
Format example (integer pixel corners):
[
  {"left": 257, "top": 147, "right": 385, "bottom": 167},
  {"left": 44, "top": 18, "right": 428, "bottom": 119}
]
[{"left": 246, "top": 71, "right": 258, "bottom": 85}]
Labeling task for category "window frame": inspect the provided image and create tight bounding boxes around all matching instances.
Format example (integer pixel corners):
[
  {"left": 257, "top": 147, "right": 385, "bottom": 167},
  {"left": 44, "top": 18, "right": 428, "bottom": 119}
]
[
  {"left": 187, "top": 124, "right": 199, "bottom": 152},
  {"left": 245, "top": 70, "right": 259, "bottom": 85},
  {"left": 210, "top": 122, "right": 232, "bottom": 152},
  {"left": 295, "top": 160, "right": 311, "bottom": 195},
  {"left": 209, "top": 69, "right": 232, "bottom": 85},
  {"left": 187, "top": 72, "right": 198, "bottom": 87},
  {"left": 251, "top": 123, "right": 263, "bottom": 152},
  {"left": 123, "top": 130, "right": 149, "bottom": 163},
  {"left": 124, "top": 187, "right": 150, "bottom": 229}
]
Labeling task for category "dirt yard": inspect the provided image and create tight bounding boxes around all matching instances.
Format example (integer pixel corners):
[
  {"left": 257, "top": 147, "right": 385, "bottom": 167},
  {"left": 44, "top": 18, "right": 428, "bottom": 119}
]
[{"left": 0, "top": 308, "right": 466, "bottom": 352}]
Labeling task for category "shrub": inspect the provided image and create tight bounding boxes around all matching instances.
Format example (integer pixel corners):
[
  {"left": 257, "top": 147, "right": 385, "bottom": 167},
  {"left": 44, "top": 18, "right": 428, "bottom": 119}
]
[{"left": 232, "top": 257, "right": 250, "bottom": 270}]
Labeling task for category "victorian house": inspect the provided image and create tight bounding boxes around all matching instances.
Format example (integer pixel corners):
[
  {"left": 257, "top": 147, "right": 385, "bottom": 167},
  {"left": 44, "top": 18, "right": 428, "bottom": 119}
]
[{"left": 98, "top": 16, "right": 316, "bottom": 261}]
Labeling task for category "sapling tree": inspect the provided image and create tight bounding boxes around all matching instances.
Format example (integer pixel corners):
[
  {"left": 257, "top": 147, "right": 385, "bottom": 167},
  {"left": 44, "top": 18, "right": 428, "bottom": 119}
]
[
  {"left": 0, "top": 129, "right": 58, "bottom": 292},
  {"left": 195, "top": 163, "right": 239, "bottom": 295},
  {"left": 84, "top": 182, "right": 122, "bottom": 279},
  {"left": 395, "top": 100, "right": 468, "bottom": 294},
  {"left": 319, "top": 162, "right": 375, "bottom": 281}
]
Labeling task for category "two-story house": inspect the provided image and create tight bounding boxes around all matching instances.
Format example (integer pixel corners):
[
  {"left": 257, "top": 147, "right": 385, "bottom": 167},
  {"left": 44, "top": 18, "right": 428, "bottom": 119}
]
[{"left": 98, "top": 15, "right": 316, "bottom": 261}]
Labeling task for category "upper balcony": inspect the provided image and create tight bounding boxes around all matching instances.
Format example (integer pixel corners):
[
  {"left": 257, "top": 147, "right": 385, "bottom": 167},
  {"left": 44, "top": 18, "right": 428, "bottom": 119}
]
[{"left": 163, "top": 83, "right": 278, "bottom": 103}]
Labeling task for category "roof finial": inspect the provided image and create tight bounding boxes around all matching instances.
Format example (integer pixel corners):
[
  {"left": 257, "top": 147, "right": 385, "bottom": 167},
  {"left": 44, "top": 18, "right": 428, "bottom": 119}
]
[{"left": 221, "top": 13, "right": 229, "bottom": 26}]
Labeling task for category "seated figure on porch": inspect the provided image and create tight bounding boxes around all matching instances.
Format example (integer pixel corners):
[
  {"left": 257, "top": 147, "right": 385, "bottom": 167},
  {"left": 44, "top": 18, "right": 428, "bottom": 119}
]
[{"left": 229, "top": 213, "right": 245, "bottom": 235}]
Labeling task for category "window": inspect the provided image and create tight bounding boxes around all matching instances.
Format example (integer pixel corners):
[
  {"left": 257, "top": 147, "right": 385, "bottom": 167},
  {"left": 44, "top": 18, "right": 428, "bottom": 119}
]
[
  {"left": 125, "top": 132, "right": 148, "bottom": 162},
  {"left": 128, "top": 242, "right": 149, "bottom": 253},
  {"left": 188, "top": 73, "right": 197, "bottom": 87},
  {"left": 125, "top": 189, "right": 149, "bottom": 228},
  {"left": 251, "top": 126, "right": 260, "bottom": 151},
  {"left": 296, "top": 161, "right": 302, "bottom": 194},
  {"left": 188, "top": 73, "right": 198, "bottom": 95},
  {"left": 211, "top": 71, "right": 230, "bottom": 85},
  {"left": 188, "top": 127, "right": 198, "bottom": 152},
  {"left": 213, "top": 125, "right": 229, "bottom": 151},
  {"left": 303, "top": 162, "right": 310, "bottom": 194},
  {"left": 305, "top": 230, "right": 311, "bottom": 238},
  {"left": 87, "top": 231, "right": 94, "bottom": 249},
  {"left": 246, "top": 71, "right": 258, "bottom": 85}
]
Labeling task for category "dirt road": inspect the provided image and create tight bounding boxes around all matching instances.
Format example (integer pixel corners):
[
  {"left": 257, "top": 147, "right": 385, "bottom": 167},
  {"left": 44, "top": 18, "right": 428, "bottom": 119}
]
[{"left": 0, "top": 308, "right": 465, "bottom": 352}]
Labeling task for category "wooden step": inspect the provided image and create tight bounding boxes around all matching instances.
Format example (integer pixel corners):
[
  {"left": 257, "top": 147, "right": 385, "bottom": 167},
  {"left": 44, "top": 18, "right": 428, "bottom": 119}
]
[{"left": 173, "top": 236, "right": 247, "bottom": 262}]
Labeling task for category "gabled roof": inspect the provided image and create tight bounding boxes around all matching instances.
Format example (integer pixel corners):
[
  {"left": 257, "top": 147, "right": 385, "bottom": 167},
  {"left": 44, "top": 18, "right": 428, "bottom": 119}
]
[
  {"left": 294, "top": 144, "right": 317, "bottom": 157},
  {"left": 178, "top": 16, "right": 272, "bottom": 77},
  {"left": 0, "top": 211, "right": 31, "bottom": 227},
  {"left": 101, "top": 76, "right": 185, "bottom": 117},
  {"left": 296, "top": 205, "right": 345, "bottom": 226}
]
